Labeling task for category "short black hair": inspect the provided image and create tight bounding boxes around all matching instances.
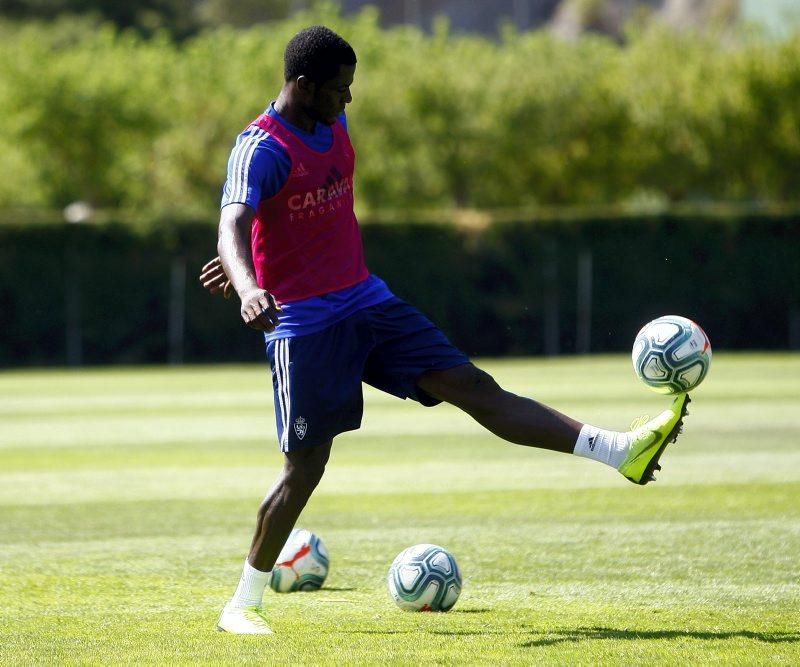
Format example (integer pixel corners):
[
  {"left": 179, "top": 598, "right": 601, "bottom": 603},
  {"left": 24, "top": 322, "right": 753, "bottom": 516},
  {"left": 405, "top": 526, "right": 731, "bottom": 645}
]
[{"left": 284, "top": 26, "right": 357, "bottom": 84}]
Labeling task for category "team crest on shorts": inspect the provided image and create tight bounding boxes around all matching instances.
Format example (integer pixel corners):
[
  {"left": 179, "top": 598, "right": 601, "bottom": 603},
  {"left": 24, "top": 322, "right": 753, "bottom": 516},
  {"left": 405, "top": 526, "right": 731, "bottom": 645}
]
[{"left": 294, "top": 417, "right": 308, "bottom": 440}]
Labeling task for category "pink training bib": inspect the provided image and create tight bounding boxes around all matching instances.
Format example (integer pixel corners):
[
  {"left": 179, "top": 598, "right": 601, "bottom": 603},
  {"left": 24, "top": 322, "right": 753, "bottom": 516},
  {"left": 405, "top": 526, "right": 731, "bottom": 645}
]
[{"left": 249, "top": 114, "right": 369, "bottom": 303}]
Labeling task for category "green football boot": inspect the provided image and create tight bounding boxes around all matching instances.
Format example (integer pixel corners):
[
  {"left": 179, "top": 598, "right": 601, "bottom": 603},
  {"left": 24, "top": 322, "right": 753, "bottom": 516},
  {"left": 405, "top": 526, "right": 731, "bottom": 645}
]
[
  {"left": 216, "top": 605, "right": 274, "bottom": 634},
  {"left": 618, "top": 393, "right": 691, "bottom": 485}
]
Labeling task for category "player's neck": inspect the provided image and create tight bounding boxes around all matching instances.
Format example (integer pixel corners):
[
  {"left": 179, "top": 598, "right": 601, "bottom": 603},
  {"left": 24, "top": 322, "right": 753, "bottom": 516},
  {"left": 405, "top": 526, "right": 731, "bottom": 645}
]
[{"left": 274, "top": 93, "right": 316, "bottom": 133}]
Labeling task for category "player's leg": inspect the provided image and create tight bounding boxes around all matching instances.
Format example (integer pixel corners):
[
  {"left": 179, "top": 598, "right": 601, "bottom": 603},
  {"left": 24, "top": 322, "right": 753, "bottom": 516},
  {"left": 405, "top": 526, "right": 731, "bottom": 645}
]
[
  {"left": 417, "top": 363, "right": 580, "bottom": 453},
  {"left": 360, "top": 297, "right": 687, "bottom": 486},
  {"left": 361, "top": 299, "right": 583, "bottom": 455},
  {"left": 219, "top": 324, "right": 369, "bottom": 634},
  {"left": 249, "top": 441, "right": 333, "bottom": 571},
  {"left": 217, "top": 442, "right": 332, "bottom": 634},
  {"left": 417, "top": 362, "right": 689, "bottom": 484}
]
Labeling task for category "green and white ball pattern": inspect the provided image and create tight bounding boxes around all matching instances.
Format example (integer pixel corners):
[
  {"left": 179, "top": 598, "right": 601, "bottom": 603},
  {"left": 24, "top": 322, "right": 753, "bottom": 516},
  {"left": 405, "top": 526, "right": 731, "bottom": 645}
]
[
  {"left": 632, "top": 315, "right": 712, "bottom": 394},
  {"left": 387, "top": 544, "right": 462, "bottom": 612}
]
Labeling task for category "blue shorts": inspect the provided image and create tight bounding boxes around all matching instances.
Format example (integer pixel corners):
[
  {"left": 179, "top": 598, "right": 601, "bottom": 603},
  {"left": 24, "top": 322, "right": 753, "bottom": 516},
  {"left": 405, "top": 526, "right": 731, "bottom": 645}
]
[{"left": 265, "top": 297, "right": 469, "bottom": 451}]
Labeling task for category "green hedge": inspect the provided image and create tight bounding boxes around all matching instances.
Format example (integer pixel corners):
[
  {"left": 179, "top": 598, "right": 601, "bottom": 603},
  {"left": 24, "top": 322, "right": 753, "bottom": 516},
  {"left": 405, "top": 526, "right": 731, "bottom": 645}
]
[
  {"left": 0, "top": 12, "right": 799, "bottom": 214},
  {"left": 1, "top": 213, "right": 797, "bottom": 366}
]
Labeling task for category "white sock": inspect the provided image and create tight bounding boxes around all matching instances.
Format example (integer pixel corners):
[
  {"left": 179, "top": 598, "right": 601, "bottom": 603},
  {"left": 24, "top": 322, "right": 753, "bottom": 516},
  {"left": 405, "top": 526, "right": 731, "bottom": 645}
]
[
  {"left": 229, "top": 560, "right": 271, "bottom": 609},
  {"left": 573, "top": 424, "right": 631, "bottom": 470}
]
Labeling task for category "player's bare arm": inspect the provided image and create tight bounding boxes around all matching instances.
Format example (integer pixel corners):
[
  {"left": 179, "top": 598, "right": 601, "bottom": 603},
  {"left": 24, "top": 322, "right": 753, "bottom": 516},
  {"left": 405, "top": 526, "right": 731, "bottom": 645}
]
[{"left": 217, "top": 203, "right": 281, "bottom": 332}]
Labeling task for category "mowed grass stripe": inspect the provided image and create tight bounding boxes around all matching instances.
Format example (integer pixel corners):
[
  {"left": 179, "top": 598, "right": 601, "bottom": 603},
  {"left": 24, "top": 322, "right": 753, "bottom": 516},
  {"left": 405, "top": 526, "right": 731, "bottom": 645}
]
[
  {"left": 2, "top": 355, "right": 797, "bottom": 397},
  {"left": 3, "top": 482, "right": 799, "bottom": 545},
  {"left": 1, "top": 354, "right": 797, "bottom": 454},
  {"left": 3, "top": 452, "right": 800, "bottom": 506},
  {"left": 3, "top": 516, "right": 798, "bottom": 605},
  {"left": 1, "top": 421, "right": 797, "bottom": 471},
  {"left": 2, "top": 397, "right": 797, "bottom": 452},
  {"left": 3, "top": 602, "right": 795, "bottom": 666}
]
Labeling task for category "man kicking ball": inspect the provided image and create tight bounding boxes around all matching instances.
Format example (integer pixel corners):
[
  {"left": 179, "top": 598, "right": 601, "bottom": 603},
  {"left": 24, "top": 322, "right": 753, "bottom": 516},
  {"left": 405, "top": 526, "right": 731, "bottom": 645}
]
[{"left": 200, "top": 25, "right": 689, "bottom": 634}]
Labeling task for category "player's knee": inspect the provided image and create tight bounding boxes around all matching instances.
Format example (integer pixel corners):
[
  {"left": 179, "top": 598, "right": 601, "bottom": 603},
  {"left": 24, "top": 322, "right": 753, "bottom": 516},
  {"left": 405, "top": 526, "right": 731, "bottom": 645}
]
[
  {"left": 283, "top": 460, "right": 326, "bottom": 494},
  {"left": 420, "top": 363, "right": 501, "bottom": 405},
  {"left": 283, "top": 444, "right": 331, "bottom": 492},
  {"left": 456, "top": 365, "right": 498, "bottom": 395},
  {"left": 459, "top": 366, "right": 504, "bottom": 411}
]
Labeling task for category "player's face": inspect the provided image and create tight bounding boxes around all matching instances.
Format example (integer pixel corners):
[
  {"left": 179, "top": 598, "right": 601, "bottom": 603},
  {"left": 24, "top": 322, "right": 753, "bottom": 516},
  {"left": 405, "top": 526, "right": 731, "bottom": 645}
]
[{"left": 310, "top": 64, "right": 355, "bottom": 125}]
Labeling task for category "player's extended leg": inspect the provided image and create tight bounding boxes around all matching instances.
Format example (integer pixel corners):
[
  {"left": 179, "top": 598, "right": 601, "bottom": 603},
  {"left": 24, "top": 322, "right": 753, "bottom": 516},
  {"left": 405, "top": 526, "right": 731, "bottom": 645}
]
[
  {"left": 417, "top": 363, "right": 581, "bottom": 453},
  {"left": 217, "top": 440, "right": 332, "bottom": 634},
  {"left": 417, "top": 362, "right": 689, "bottom": 484}
]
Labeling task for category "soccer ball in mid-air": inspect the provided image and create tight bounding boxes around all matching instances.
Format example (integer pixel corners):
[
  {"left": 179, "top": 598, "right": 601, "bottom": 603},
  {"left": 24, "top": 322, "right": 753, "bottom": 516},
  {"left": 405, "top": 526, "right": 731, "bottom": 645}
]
[
  {"left": 387, "top": 544, "right": 462, "bottom": 612},
  {"left": 632, "top": 315, "right": 712, "bottom": 394},
  {"left": 269, "top": 528, "right": 329, "bottom": 592}
]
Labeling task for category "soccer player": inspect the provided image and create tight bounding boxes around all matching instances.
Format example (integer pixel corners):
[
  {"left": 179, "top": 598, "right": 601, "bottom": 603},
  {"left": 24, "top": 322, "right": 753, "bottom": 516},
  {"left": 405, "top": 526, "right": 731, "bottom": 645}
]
[{"left": 200, "top": 26, "right": 690, "bottom": 634}]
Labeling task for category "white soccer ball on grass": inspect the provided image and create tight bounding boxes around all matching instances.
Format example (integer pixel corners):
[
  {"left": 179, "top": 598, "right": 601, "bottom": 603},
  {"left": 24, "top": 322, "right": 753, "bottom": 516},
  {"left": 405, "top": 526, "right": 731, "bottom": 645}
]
[
  {"left": 269, "top": 528, "right": 329, "bottom": 592},
  {"left": 387, "top": 543, "right": 462, "bottom": 612}
]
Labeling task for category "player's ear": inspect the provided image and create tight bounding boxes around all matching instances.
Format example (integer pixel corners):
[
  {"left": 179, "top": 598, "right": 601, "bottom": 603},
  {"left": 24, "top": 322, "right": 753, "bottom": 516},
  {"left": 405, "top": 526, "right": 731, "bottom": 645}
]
[{"left": 296, "top": 75, "right": 315, "bottom": 95}]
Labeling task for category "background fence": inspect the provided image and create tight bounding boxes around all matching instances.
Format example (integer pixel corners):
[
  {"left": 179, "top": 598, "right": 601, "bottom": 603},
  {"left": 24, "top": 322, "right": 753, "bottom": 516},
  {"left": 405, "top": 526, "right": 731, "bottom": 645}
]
[{"left": 2, "top": 210, "right": 797, "bottom": 367}]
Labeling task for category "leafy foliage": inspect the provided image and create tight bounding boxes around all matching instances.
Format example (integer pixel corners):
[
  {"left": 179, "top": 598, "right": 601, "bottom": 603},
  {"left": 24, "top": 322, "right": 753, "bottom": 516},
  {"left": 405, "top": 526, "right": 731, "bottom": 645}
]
[{"left": 0, "top": 10, "right": 798, "bottom": 214}]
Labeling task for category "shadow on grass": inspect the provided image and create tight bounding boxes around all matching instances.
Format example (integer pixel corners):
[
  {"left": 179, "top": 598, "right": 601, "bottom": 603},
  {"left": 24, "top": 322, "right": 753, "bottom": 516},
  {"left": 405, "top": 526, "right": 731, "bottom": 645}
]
[
  {"left": 522, "top": 627, "right": 800, "bottom": 648},
  {"left": 344, "top": 630, "right": 414, "bottom": 635},
  {"left": 345, "top": 629, "right": 506, "bottom": 637},
  {"left": 430, "top": 630, "right": 506, "bottom": 637}
]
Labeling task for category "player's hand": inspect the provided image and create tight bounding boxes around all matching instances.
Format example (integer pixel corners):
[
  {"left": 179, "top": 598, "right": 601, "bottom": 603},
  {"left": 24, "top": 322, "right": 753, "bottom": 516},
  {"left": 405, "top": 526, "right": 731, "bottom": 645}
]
[
  {"left": 239, "top": 287, "right": 282, "bottom": 332},
  {"left": 199, "top": 256, "right": 233, "bottom": 299}
]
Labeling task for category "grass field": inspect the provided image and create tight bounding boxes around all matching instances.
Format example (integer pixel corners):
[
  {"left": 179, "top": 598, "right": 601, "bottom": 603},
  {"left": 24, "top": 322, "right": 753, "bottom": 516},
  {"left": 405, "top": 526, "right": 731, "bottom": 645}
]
[{"left": 1, "top": 354, "right": 799, "bottom": 664}]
